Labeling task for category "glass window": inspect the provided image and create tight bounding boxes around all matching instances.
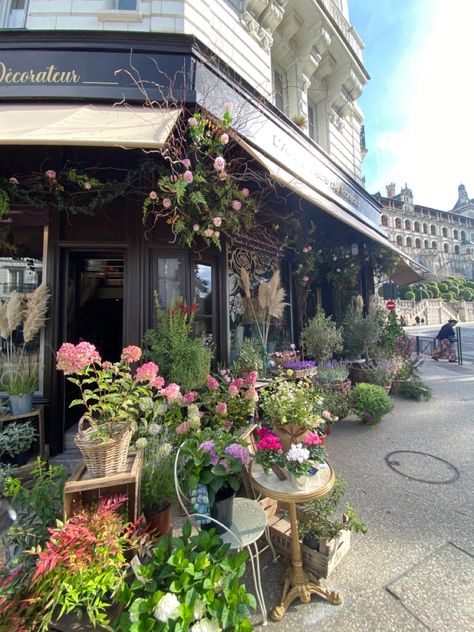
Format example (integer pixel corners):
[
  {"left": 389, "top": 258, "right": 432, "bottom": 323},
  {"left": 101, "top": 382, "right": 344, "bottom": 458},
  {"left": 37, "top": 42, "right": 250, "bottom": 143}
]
[
  {"left": 415, "top": 238, "right": 421, "bottom": 248},
  {"left": 406, "top": 237, "right": 412, "bottom": 247},
  {"left": 273, "top": 68, "right": 285, "bottom": 112},
  {"left": 396, "top": 235, "right": 403, "bottom": 246},
  {"left": 116, "top": 0, "right": 136, "bottom": 9},
  {"left": 2, "top": 0, "right": 28, "bottom": 28},
  {"left": 381, "top": 215, "right": 388, "bottom": 227},
  {"left": 308, "top": 104, "right": 317, "bottom": 141},
  {"left": 453, "top": 229, "right": 459, "bottom": 240},
  {"left": 395, "top": 218, "right": 402, "bottom": 229},
  {"left": 443, "top": 243, "right": 449, "bottom": 253},
  {"left": 193, "top": 263, "right": 214, "bottom": 337},
  {"left": 442, "top": 227, "right": 448, "bottom": 237},
  {"left": 405, "top": 220, "right": 411, "bottom": 230},
  {"left": 155, "top": 257, "right": 182, "bottom": 308},
  {"left": 430, "top": 224, "right": 436, "bottom": 235},
  {"left": 414, "top": 222, "right": 420, "bottom": 232},
  {"left": 431, "top": 241, "right": 437, "bottom": 250},
  {"left": 454, "top": 245, "right": 460, "bottom": 255},
  {"left": 424, "top": 240, "right": 429, "bottom": 249}
]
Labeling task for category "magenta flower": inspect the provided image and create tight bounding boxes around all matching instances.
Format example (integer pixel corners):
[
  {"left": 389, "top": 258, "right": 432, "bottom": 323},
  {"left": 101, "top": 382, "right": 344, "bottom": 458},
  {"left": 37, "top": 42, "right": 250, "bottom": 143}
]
[
  {"left": 182, "top": 158, "right": 191, "bottom": 167},
  {"left": 206, "top": 375, "right": 219, "bottom": 390},
  {"left": 161, "top": 383, "right": 181, "bottom": 403},
  {"left": 203, "top": 228, "right": 214, "bottom": 238},
  {"left": 304, "top": 431, "right": 321, "bottom": 446},
  {"left": 149, "top": 191, "right": 158, "bottom": 200},
  {"left": 162, "top": 198, "right": 172, "bottom": 209},
  {"left": 214, "top": 156, "right": 226, "bottom": 171},
  {"left": 212, "top": 216, "right": 222, "bottom": 227},
  {"left": 241, "top": 188, "right": 250, "bottom": 198},
  {"left": 134, "top": 362, "right": 159, "bottom": 382},
  {"left": 215, "top": 402, "right": 228, "bottom": 415},
  {"left": 245, "top": 370, "right": 258, "bottom": 385},
  {"left": 188, "top": 117, "right": 198, "bottom": 127},
  {"left": 220, "top": 133, "right": 229, "bottom": 144},
  {"left": 183, "top": 170, "right": 193, "bottom": 183},
  {"left": 121, "top": 345, "right": 142, "bottom": 363},
  {"left": 183, "top": 390, "right": 198, "bottom": 405},
  {"left": 231, "top": 200, "right": 242, "bottom": 211},
  {"left": 45, "top": 169, "right": 56, "bottom": 179},
  {"left": 150, "top": 375, "right": 165, "bottom": 389}
]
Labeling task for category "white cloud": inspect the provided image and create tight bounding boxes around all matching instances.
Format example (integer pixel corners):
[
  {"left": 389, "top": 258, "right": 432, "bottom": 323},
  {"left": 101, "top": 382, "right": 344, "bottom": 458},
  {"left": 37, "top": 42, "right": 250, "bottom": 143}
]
[{"left": 365, "top": 0, "right": 474, "bottom": 210}]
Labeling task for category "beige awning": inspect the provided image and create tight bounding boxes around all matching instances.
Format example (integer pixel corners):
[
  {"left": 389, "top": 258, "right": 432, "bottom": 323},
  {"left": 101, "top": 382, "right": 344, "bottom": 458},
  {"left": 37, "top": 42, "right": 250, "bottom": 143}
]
[
  {"left": 239, "top": 139, "right": 426, "bottom": 285},
  {"left": 0, "top": 103, "right": 181, "bottom": 148}
]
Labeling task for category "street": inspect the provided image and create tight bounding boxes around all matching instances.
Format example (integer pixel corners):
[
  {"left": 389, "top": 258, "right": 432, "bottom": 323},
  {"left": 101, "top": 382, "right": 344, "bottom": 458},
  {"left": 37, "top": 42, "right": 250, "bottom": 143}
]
[{"left": 406, "top": 321, "right": 474, "bottom": 364}]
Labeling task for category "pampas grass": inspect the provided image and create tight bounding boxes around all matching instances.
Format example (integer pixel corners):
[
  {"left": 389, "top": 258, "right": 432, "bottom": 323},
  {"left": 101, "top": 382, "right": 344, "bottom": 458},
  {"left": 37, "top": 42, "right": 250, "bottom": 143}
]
[
  {"left": 23, "top": 284, "right": 50, "bottom": 343},
  {"left": 6, "top": 291, "right": 24, "bottom": 335}
]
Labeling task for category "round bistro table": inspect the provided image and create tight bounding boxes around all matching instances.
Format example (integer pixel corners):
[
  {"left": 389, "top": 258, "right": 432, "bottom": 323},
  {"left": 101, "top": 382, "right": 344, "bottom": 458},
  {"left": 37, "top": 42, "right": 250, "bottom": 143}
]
[{"left": 250, "top": 462, "right": 343, "bottom": 621}]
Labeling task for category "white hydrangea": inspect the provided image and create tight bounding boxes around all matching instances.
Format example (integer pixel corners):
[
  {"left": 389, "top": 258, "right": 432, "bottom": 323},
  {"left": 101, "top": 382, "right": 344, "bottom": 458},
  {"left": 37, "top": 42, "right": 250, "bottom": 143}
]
[
  {"left": 190, "top": 618, "right": 222, "bottom": 632},
  {"left": 148, "top": 422, "right": 161, "bottom": 435},
  {"left": 135, "top": 437, "right": 148, "bottom": 450},
  {"left": 154, "top": 592, "right": 181, "bottom": 622},
  {"left": 286, "top": 443, "right": 310, "bottom": 463},
  {"left": 193, "top": 598, "right": 206, "bottom": 620}
]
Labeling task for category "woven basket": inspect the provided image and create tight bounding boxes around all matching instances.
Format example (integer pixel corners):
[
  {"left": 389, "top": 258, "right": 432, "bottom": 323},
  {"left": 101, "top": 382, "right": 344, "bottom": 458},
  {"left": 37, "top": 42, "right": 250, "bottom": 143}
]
[{"left": 74, "top": 415, "right": 132, "bottom": 478}]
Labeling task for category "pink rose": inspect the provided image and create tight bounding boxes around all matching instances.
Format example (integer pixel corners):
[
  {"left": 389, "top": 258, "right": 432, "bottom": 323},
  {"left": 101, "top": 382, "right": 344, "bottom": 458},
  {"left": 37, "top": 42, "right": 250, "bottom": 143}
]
[
  {"left": 215, "top": 402, "right": 228, "bottom": 415},
  {"left": 220, "top": 133, "right": 229, "bottom": 144},
  {"left": 183, "top": 390, "right": 198, "bottom": 405},
  {"left": 45, "top": 169, "right": 56, "bottom": 179},
  {"left": 183, "top": 170, "right": 193, "bottom": 183},
  {"left": 162, "top": 198, "right": 172, "bottom": 208},
  {"left": 212, "top": 217, "right": 222, "bottom": 227},
  {"left": 149, "top": 191, "right": 158, "bottom": 200},
  {"left": 206, "top": 375, "right": 219, "bottom": 390},
  {"left": 151, "top": 375, "right": 165, "bottom": 389},
  {"left": 193, "top": 224, "right": 200, "bottom": 232},
  {"left": 9, "top": 177, "right": 19, "bottom": 185},
  {"left": 120, "top": 345, "right": 142, "bottom": 363},
  {"left": 303, "top": 275, "right": 309, "bottom": 282},
  {"left": 245, "top": 370, "right": 258, "bottom": 385},
  {"left": 228, "top": 384, "right": 239, "bottom": 396},
  {"left": 241, "top": 188, "right": 250, "bottom": 198},
  {"left": 182, "top": 158, "right": 191, "bottom": 167},
  {"left": 231, "top": 200, "right": 242, "bottom": 211},
  {"left": 161, "top": 383, "right": 181, "bottom": 403},
  {"left": 188, "top": 117, "right": 198, "bottom": 127},
  {"left": 219, "top": 171, "right": 227, "bottom": 181},
  {"left": 214, "top": 156, "right": 226, "bottom": 171},
  {"left": 204, "top": 228, "right": 214, "bottom": 238}
]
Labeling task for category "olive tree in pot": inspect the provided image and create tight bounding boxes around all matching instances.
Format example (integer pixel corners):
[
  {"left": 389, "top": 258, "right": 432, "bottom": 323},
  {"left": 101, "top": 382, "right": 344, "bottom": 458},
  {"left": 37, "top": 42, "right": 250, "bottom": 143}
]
[
  {"left": 140, "top": 438, "right": 176, "bottom": 537},
  {"left": 300, "top": 310, "right": 343, "bottom": 363}
]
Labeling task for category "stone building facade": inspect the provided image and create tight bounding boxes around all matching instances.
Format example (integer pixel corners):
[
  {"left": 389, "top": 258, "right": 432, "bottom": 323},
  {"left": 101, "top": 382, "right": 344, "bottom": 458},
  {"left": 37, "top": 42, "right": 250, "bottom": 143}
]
[{"left": 376, "top": 184, "right": 474, "bottom": 280}]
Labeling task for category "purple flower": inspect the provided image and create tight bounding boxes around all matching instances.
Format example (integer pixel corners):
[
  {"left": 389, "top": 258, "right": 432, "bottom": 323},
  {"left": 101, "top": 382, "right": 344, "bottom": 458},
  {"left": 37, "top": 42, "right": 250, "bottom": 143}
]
[
  {"left": 281, "top": 360, "right": 316, "bottom": 370},
  {"left": 200, "top": 440, "right": 219, "bottom": 464},
  {"left": 224, "top": 443, "right": 250, "bottom": 465}
]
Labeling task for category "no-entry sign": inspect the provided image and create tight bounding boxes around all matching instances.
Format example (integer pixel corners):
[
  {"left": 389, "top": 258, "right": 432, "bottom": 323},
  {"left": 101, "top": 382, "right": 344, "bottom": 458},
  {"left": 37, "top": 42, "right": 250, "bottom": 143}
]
[{"left": 386, "top": 300, "right": 396, "bottom": 311}]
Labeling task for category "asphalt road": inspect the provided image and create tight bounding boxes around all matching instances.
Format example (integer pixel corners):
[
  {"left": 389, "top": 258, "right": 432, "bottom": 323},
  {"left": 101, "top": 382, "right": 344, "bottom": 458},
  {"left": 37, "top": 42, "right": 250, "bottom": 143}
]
[{"left": 406, "top": 321, "right": 474, "bottom": 364}]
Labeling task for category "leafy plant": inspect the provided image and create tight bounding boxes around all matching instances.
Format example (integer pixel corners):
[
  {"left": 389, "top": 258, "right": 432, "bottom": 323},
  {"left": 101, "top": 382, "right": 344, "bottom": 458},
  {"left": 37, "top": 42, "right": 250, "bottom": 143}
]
[
  {"left": 397, "top": 379, "right": 432, "bottom": 401},
  {"left": 350, "top": 383, "right": 394, "bottom": 425},
  {"left": 300, "top": 310, "right": 343, "bottom": 362},
  {"left": 232, "top": 338, "right": 264, "bottom": 375},
  {"left": 117, "top": 522, "right": 255, "bottom": 631},
  {"left": 259, "top": 378, "right": 326, "bottom": 430},
  {"left": 141, "top": 440, "right": 177, "bottom": 515},
  {"left": 341, "top": 308, "right": 383, "bottom": 362},
  {"left": 143, "top": 296, "right": 212, "bottom": 392},
  {"left": 315, "top": 360, "right": 350, "bottom": 384},
  {"left": 313, "top": 384, "right": 352, "bottom": 421},
  {"left": 291, "top": 114, "right": 308, "bottom": 129},
  {"left": 0, "top": 421, "right": 37, "bottom": 458},
  {"left": 362, "top": 366, "right": 392, "bottom": 387}
]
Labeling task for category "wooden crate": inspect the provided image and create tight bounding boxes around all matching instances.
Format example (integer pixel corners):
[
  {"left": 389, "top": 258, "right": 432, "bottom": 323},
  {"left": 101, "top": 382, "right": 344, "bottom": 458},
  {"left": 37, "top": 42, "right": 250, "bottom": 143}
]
[
  {"left": 63, "top": 451, "right": 143, "bottom": 523},
  {"left": 268, "top": 513, "right": 351, "bottom": 578}
]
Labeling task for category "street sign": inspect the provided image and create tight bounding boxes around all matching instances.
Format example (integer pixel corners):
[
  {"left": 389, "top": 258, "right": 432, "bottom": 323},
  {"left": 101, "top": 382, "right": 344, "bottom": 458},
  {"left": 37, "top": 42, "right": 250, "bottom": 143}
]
[{"left": 386, "top": 300, "right": 396, "bottom": 311}]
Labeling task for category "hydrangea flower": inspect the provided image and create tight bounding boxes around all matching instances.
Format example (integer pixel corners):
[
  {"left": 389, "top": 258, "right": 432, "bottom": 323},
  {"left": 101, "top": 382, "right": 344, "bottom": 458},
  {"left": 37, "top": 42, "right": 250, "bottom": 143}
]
[
  {"left": 134, "top": 362, "right": 159, "bottom": 383},
  {"left": 120, "top": 345, "right": 142, "bottom": 363},
  {"left": 154, "top": 592, "right": 180, "bottom": 622},
  {"left": 224, "top": 443, "right": 250, "bottom": 465}
]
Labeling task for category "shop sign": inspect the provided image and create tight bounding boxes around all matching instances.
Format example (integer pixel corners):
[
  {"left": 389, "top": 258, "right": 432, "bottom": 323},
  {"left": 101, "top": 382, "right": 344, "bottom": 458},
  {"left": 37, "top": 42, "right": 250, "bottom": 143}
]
[{"left": 0, "top": 207, "right": 48, "bottom": 226}]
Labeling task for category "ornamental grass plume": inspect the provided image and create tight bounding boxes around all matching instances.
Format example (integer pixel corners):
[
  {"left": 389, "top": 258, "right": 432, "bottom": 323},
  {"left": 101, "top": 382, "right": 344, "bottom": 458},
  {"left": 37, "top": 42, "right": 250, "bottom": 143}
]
[
  {"left": 0, "top": 300, "right": 9, "bottom": 339},
  {"left": 23, "top": 284, "right": 50, "bottom": 343},
  {"left": 6, "top": 290, "right": 24, "bottom": 334}
]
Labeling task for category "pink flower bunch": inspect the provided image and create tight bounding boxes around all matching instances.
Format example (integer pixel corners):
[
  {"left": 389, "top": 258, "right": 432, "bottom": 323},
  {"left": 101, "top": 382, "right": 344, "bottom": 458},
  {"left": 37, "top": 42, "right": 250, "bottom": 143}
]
[
  {"left": 56, "top": 341, "right": 101, "bottom": 374},
  {"left": 255, "top": 429, "right": 282, "bottom": 452},
  {"left": 134, "top": 362, "right": 159, "bottom": 383},
  {"left": 183, "top": 390, "right": 198, "bottom": 405},
  {"left": 206, "top": 375, "right": 219, "bottom": 390},
  {"left": 121, "top": 345, "right": 142, "bottom": 363},
  {"left": 304, "top": 431, "right": 321, "bottom": 447},
  {"left": 214, "top": 156, "right": 226, "bottom": 171},
  {"left": 161, "top": 382, "right": 181, "bottom": 403},
  {"left": 215, "top": 402, "right": 228, "bottom": 415},
  {"left": 245, "top": 371, "right": 258, "bottom": 385},
  {"left": 176, "top": 421, "right": 191, "bottom": 434}
]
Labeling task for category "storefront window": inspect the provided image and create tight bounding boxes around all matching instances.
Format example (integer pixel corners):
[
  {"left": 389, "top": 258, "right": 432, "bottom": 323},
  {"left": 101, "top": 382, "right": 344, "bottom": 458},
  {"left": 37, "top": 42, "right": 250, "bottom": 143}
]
[
  {"left": 193, "top": 263, "right": 214, "bottom": 337},
  {"left": 154, "top": 257, "right": 183, "bottom": 308}
]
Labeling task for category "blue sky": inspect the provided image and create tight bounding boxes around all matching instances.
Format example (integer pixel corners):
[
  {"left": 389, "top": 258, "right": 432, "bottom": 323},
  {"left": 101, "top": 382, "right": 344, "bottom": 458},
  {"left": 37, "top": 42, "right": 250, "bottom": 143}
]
[{"left": 349, "top": 0, "right": 474, "bottom": 211}]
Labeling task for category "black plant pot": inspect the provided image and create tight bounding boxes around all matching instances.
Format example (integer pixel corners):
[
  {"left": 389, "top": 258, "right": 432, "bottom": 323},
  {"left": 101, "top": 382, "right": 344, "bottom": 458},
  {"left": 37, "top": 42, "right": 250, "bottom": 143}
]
[
  {"left": 302, "top": 533, "right": 321, "bottom": 551},
  {"left": 203, "top": 486, "right": 235, "bottom": 535}
]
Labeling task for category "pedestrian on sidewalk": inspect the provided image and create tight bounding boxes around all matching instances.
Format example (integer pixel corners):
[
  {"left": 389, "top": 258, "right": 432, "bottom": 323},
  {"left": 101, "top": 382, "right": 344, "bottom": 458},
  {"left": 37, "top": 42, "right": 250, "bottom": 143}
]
[
  {"left": 432, "top": 319, "right": 458, "bottom": 362},
  {"left": 415, "top": 315, "right": 420, "bottom": 325}
]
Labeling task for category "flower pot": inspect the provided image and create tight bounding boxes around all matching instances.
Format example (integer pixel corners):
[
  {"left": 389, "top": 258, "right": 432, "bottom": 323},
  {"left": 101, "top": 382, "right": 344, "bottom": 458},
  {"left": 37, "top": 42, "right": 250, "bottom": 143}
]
[
  {"left": 146, "top": 504, "right": 172, "bottom": 537},
  {"left": 209, "top": 486, "right": 235, "bottom": 535},
  {"left": 289, "top": 473, "right": 309, "bottom": 491},
  {"left": 272, "top": 423, "right": 309, "bottom": 452},
  {"left": 9, "top": 392, "right": 34, "bottom": 416}
]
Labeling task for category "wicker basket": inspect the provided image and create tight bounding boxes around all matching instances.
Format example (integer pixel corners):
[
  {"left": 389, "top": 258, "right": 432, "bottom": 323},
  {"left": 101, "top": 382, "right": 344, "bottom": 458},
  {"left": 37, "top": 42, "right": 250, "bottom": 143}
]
[{"left": 74, "top": 415, "right": 133, "bottom": 478}]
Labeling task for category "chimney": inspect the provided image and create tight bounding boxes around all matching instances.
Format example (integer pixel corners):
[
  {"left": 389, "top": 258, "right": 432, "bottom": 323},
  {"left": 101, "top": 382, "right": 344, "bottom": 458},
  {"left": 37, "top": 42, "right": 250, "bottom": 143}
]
[{"left": 386, "top": 183, "right": 396, "bottom": 198}]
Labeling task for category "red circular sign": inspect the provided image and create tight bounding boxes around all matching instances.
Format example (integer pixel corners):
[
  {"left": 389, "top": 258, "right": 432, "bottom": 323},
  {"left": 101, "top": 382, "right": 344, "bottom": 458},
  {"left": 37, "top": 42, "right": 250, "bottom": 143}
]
[{"left": 386, "top": 300, "right": 396, "bottom": 311}]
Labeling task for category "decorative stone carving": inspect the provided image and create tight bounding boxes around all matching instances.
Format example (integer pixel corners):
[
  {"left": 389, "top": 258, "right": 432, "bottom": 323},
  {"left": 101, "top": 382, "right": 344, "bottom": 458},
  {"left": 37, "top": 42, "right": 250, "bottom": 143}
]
[
  {"left": 242, "top": 10, "right": 260, "bottom": 37},
  {"left": 259, "top": 0, "right": 287, "bottom": 35}
]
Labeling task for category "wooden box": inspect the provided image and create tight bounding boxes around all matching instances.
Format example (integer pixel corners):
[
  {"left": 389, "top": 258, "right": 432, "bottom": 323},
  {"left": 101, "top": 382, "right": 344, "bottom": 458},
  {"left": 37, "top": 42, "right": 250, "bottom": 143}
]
[
  {"left": 268, "top": 513, "right": 351, "bottom": 578},
  {"left": 63, "top": 451, "right": 143, "bottom": 523}
]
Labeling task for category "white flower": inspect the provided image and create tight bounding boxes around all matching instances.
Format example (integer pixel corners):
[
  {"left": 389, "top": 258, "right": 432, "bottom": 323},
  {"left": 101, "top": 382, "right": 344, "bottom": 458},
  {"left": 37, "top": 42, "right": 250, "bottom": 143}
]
[
  {"left": 193, "top": 598, "right": 206, "bottom": 620},
  {"left": 191, "top": 618, "right": 222, "bottom": 632},
  {"left": 135, "top": 437, "right": 148, "bottom": 450},
  {"left": 286, "top": 443, "right": 310, "bottom": 464},
  {"left": 154, "top": 592, "right": 181, "bottom": 622},
  {"left": 148, "top": 422, "right": 161, "bottom": 435}
]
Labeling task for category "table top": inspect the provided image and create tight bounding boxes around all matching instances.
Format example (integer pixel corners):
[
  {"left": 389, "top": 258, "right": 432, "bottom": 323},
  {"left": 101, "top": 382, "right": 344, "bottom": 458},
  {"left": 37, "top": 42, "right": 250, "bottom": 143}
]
[
  {"left": 219, "top": 497, "right": 267, "bottom": 549},
  {"left": 250, "top": 462, "right": 335, "bottom": 503}
]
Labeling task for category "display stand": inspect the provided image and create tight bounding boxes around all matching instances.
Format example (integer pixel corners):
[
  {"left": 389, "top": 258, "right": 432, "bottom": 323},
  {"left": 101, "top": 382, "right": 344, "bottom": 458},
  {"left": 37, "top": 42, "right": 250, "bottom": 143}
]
[{"left": 0, "top": 406, "right": 46, "bottom": 461}]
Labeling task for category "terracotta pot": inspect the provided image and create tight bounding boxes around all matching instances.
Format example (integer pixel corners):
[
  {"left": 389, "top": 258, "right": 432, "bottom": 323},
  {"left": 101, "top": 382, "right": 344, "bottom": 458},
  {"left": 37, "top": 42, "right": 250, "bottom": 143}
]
[
  {"left": 272, "top": 423, "right": 309, "bottom": 451},
  {"left": 146, "top": 504, "right": 172, "bottom": 537}
]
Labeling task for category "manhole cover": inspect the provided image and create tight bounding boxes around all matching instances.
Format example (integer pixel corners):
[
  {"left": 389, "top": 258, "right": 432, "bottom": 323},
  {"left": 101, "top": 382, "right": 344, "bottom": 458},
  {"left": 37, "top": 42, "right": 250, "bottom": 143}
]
[{"left": 385, "top": 450, "right": 460, "bottom": 484}]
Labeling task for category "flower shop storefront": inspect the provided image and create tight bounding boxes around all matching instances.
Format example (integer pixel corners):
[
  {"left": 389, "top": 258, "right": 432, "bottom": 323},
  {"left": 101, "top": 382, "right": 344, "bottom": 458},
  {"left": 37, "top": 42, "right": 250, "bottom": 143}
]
[{"left": 0, "top": 32, "right": 416, "bottom": 455}]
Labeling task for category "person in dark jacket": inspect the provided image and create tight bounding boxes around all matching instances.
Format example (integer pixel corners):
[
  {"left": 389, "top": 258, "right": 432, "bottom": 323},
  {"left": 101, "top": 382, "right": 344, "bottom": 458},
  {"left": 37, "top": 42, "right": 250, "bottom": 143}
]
[{"left": 432, "top": 319, "right": 458, "bottom": 361}]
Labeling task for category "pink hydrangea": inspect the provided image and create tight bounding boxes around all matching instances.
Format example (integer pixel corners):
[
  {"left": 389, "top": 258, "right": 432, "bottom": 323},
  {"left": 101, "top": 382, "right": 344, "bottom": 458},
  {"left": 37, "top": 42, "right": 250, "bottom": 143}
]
[
  {"left": 231, "top": 200, "right": 242, "bottom": 211},
  {"left": 183, "top": 390, "right": 198, "bottom": 405},
  {"left": 206, "top": 375, "right": 219, "bottom": 390},
  {"left": 150, "top": 375, "right": 165, "bottom": 389},
  {"left": 214, "top": 156, "right": 226, "bottom": 171},
  {"left": 45, "top": 169, "right": 56, "bottom": 179},
  {"left": 220, "top": 133, "right": 229, "bottom": 144},
  {"left": 212, "top": 217, "right": 222, "bottom": 227},
  {"left": 215, "top": 402, "right": 228, "bottom": 415},
  {"left": 161, "top": 383, "right": 181, "bottom": 403},
  {"left": 203, "top": 228, "right": 214, "bottom": 238},
  {"left": 188, "top": 117, "right": 198, "bottom": 127},
  {"left": 176, "top": 421, "right": 190, "bottom": 434},
  {"left": 304, "top": 431, "right": 321, "bottom": 446},
  {"left": 241, "top": 188, "right": 250, "bottom": 198},
  {"left": 233, "top": 377, "right": 244, "bottom": 390},
  {"left": 183, "top": 170, "right": 193, "bottom": 183},
  {"left": 102, "top": 361, "right": 113, "bottom": 370},
  {"left": 245, "top": 370, "right": 258, "bottom": 385},
  {"left": 149, "top": 191, "right": 158, "bottom": 200},
  {"left": 245, "top": 386, "right": 258, "bottom": 402},
  {"left": 121, "top": 345, "right": 142, "bottom": 363},
  {"left": 228, "top": 383, "right": 239, "bottom": 396},
  {"left": 56, "top": 341, "right": 101, "bottom": 374},
  {"left": 162, "top": 198, "right": 172, "bottom": 209},
  {"left": 134, "top": 362, "right": 159, "bottom": 383}
]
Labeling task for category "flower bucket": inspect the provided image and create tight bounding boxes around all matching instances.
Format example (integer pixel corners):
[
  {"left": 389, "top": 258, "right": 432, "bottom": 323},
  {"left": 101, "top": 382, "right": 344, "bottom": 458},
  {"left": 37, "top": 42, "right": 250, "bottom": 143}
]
[
  {"left": 209, "top": 486, "right": 235, "bottom": 535},
  {"left": 272, "top": 423, "right": 309, "bottom": 452},
  {"left": 74, "top": 415, "right": 132, "bottom": 478},
  {"left": 9, "top": 392, "right": 34, "bottom": 416},
  {"left": 289, "top": 473, "right": 309, "bottom": 491}
]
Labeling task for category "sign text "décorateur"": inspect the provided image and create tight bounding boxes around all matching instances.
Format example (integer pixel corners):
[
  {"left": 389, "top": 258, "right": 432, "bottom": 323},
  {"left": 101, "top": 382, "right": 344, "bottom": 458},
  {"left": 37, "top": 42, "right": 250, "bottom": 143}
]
[{"left": 0, "top": 61, "right": 80, "bottom": 84}]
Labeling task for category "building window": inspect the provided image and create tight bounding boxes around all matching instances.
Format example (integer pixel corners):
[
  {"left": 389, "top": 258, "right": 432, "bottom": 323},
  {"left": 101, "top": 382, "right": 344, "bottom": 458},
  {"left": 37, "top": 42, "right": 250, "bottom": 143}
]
[
  {"left": 443, "top": 243, "right": 449, "bottom": 253},
  {"left": 423, "top": 223, "right": 428, "bottom": 234},
  {"left": 153, "top": 256, "right": 184, "bottom": 309},
  {"left": 430, "top": 224, "right": 436, "bottom": 235},
  {"left": 1, "top": 0, "right": 29, "bottom": 28},
  {"left": 116, "top": 0, "right": 136, "bottom": 8},
  {"left": 442, "top": 227, "right": 448, "bottom": 237},
  {"left": 415, "top": 238, "right": 421, "bottom": 249},
  {"left": 453, "top": 229, "right": 459, "bottom": 240},
  {"left": 381, "top": 215, "right": 388, "bottom": 227},
  {"left": 461, "top": 230, "right": 466, "bottom": 241},
  {"left": 406, "top": 237, "right": 412, "bottom": 247},
  {"left": 405, "top": 220, "right": 411, "bottom": 230},
  {"left": 308, "top": 103, "right": 318, "bottom": 142},
  {"left": 396, "top": 235, "right": 403, "bottom": 246},
  {"left": 424, "top": 239, "right": 429, "bottom": 249},
  {"left": 193, "top": 263, "right": 215, "bottom": 338},
  {"left": 454, "top": 245, "right": 460, "bottom": 255},
  {"left": 273, "top": 67, "right": 286, "bottom": 113},
  {"left": 431, "top": 241, "right": 437, "bottom": 250},
  {"left": 395, "top": 218, "right": 402, "bottom": 229},
  {"left": 414, "top": 221, "right": 420, "bottom": 232}
]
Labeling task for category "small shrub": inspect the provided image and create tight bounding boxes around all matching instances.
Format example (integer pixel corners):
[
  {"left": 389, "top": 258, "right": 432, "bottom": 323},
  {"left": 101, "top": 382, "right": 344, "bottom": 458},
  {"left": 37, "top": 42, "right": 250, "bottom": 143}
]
[
  {"left": 397, "top": 379, "right": 432, "bottom": 401},
  {"left": 232, "top": 337, "right": 264, "bottom": 375},
  {"left": 300, "top": 310, "right": 343, "bottom": 362},
  {"left": 313, "top": 384, "right": 352, "bottom": 421},
  {"left": 342, "top": 308, "right": 383, "bottom": 362},
  {"left": 404, "top": 290, "right": 415, "bottom": 300},
  {"left": 350, "top": 383, "right": 394, "bottom": 425}
]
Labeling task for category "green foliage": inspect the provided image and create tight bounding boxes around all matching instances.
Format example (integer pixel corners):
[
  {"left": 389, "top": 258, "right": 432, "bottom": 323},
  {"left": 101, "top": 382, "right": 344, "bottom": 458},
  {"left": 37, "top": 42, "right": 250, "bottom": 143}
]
[
  {"left": 143, "top": 295, "right": 212, "bottom": 391},
  {"left": 438, "top": 282, "right": 449, "bottom": 292},
  {"left": 299, "top": 476, "right": 367, "bottom": 543},
  {"left": 397, "top": 379, "right": 432, "bottom": 401},
  {"left": 313, "top": 383, "right": 352, "bottom": 421},
  {"left": 117, "top": 524, "right": 255, "bottom": 631},
  {"left": 341, "top": 308, "right": 383, "bottom": 362},
  {"left": 362, "top": 366, "right": 392, "bottom": 387},
  {"left": 141, "top": 440, "right": 176, "bottom": 514},
  {"left": 350, "top": 383, "right": 394, "bottom": 425},
  {"left": 259, "top": 378, "right": 326, "bottom": 430},
  {"left": 379, "top": 311, "right": 407, "bottom": 355},
  {"left": 300, "top": 310, "right": 343, "bottom": 362},
  {"left": 461, "top": 289, "right": 473, "bottom": 301},
  {"left": 430, "top": 285, "right": 441, "bottom": 298},
  {"left": 404, "top": 290, "right": 416, "bottom": 300},
  {"left": 232, "top": 338, "right": 264, "bottom": 375},
  {"left": 0, "top": 421, "right": 37, "bottom": 458}
]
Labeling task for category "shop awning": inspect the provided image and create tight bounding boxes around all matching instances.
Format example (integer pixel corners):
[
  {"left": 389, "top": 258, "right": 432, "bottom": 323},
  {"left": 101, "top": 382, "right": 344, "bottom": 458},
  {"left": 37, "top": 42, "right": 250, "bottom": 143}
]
[
  {"left": 0, "top": 104, "right": 181, "bottom": 148},
  {"left": 239, "top": 139, "right": 426, "bottom": 285}
]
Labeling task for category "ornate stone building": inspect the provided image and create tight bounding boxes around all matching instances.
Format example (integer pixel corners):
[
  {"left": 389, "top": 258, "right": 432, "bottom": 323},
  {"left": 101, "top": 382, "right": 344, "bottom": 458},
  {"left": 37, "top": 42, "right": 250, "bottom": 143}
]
[{"left": 376, "top": 184, "right": 474, "bottom": 280}]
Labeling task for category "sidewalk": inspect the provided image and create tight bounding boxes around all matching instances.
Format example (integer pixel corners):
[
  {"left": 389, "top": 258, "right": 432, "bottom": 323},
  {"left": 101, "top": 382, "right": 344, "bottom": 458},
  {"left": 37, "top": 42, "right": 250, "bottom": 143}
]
[{"left": 256, "top": 360, "right": 474, "bottom": 631}]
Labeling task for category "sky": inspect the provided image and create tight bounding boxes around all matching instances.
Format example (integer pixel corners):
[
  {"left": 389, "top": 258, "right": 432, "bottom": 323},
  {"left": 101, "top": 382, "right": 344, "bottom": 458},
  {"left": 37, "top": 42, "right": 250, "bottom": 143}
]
[{"left": 349, "top": 0, "right": 474, "bottom": 211}]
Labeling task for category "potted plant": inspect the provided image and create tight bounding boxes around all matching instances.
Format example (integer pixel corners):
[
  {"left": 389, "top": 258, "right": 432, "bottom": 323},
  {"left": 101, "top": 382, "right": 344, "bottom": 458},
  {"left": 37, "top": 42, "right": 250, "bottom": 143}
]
[
  {"left": 56, "top": 342, "right": 168, "bottom": 477},
  {"left": 0, "top": 285, "right": 49, "bottom": 415},
  {"left": 350, "top": 383, "right": 394, "bottom": 425},
  {"left": 253, "top": 426, "right": 284, "bottom": 478},
  {"left": 300, "top": 310, "right": 343, "bottom": 363},
  {"left": 141, "top": 438, "right": 176, "bottom": 537},
  {"left": 314, "top": 360, "right": 350, "bottom": 390},
  {"left": 341, "top": 307, "right": 383, "bottom": 366},
  {"left": 117, "top": 522, "right": 256, "bottom": 631},
  {"left": 0, "top": 420, "right": 37, "bottom": 466},
  {"left": 232, "top": 337, "right": 264, "bottom": 376},
  {"left": 180, "top": 432, "right": 250, "bottom": 533}
]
